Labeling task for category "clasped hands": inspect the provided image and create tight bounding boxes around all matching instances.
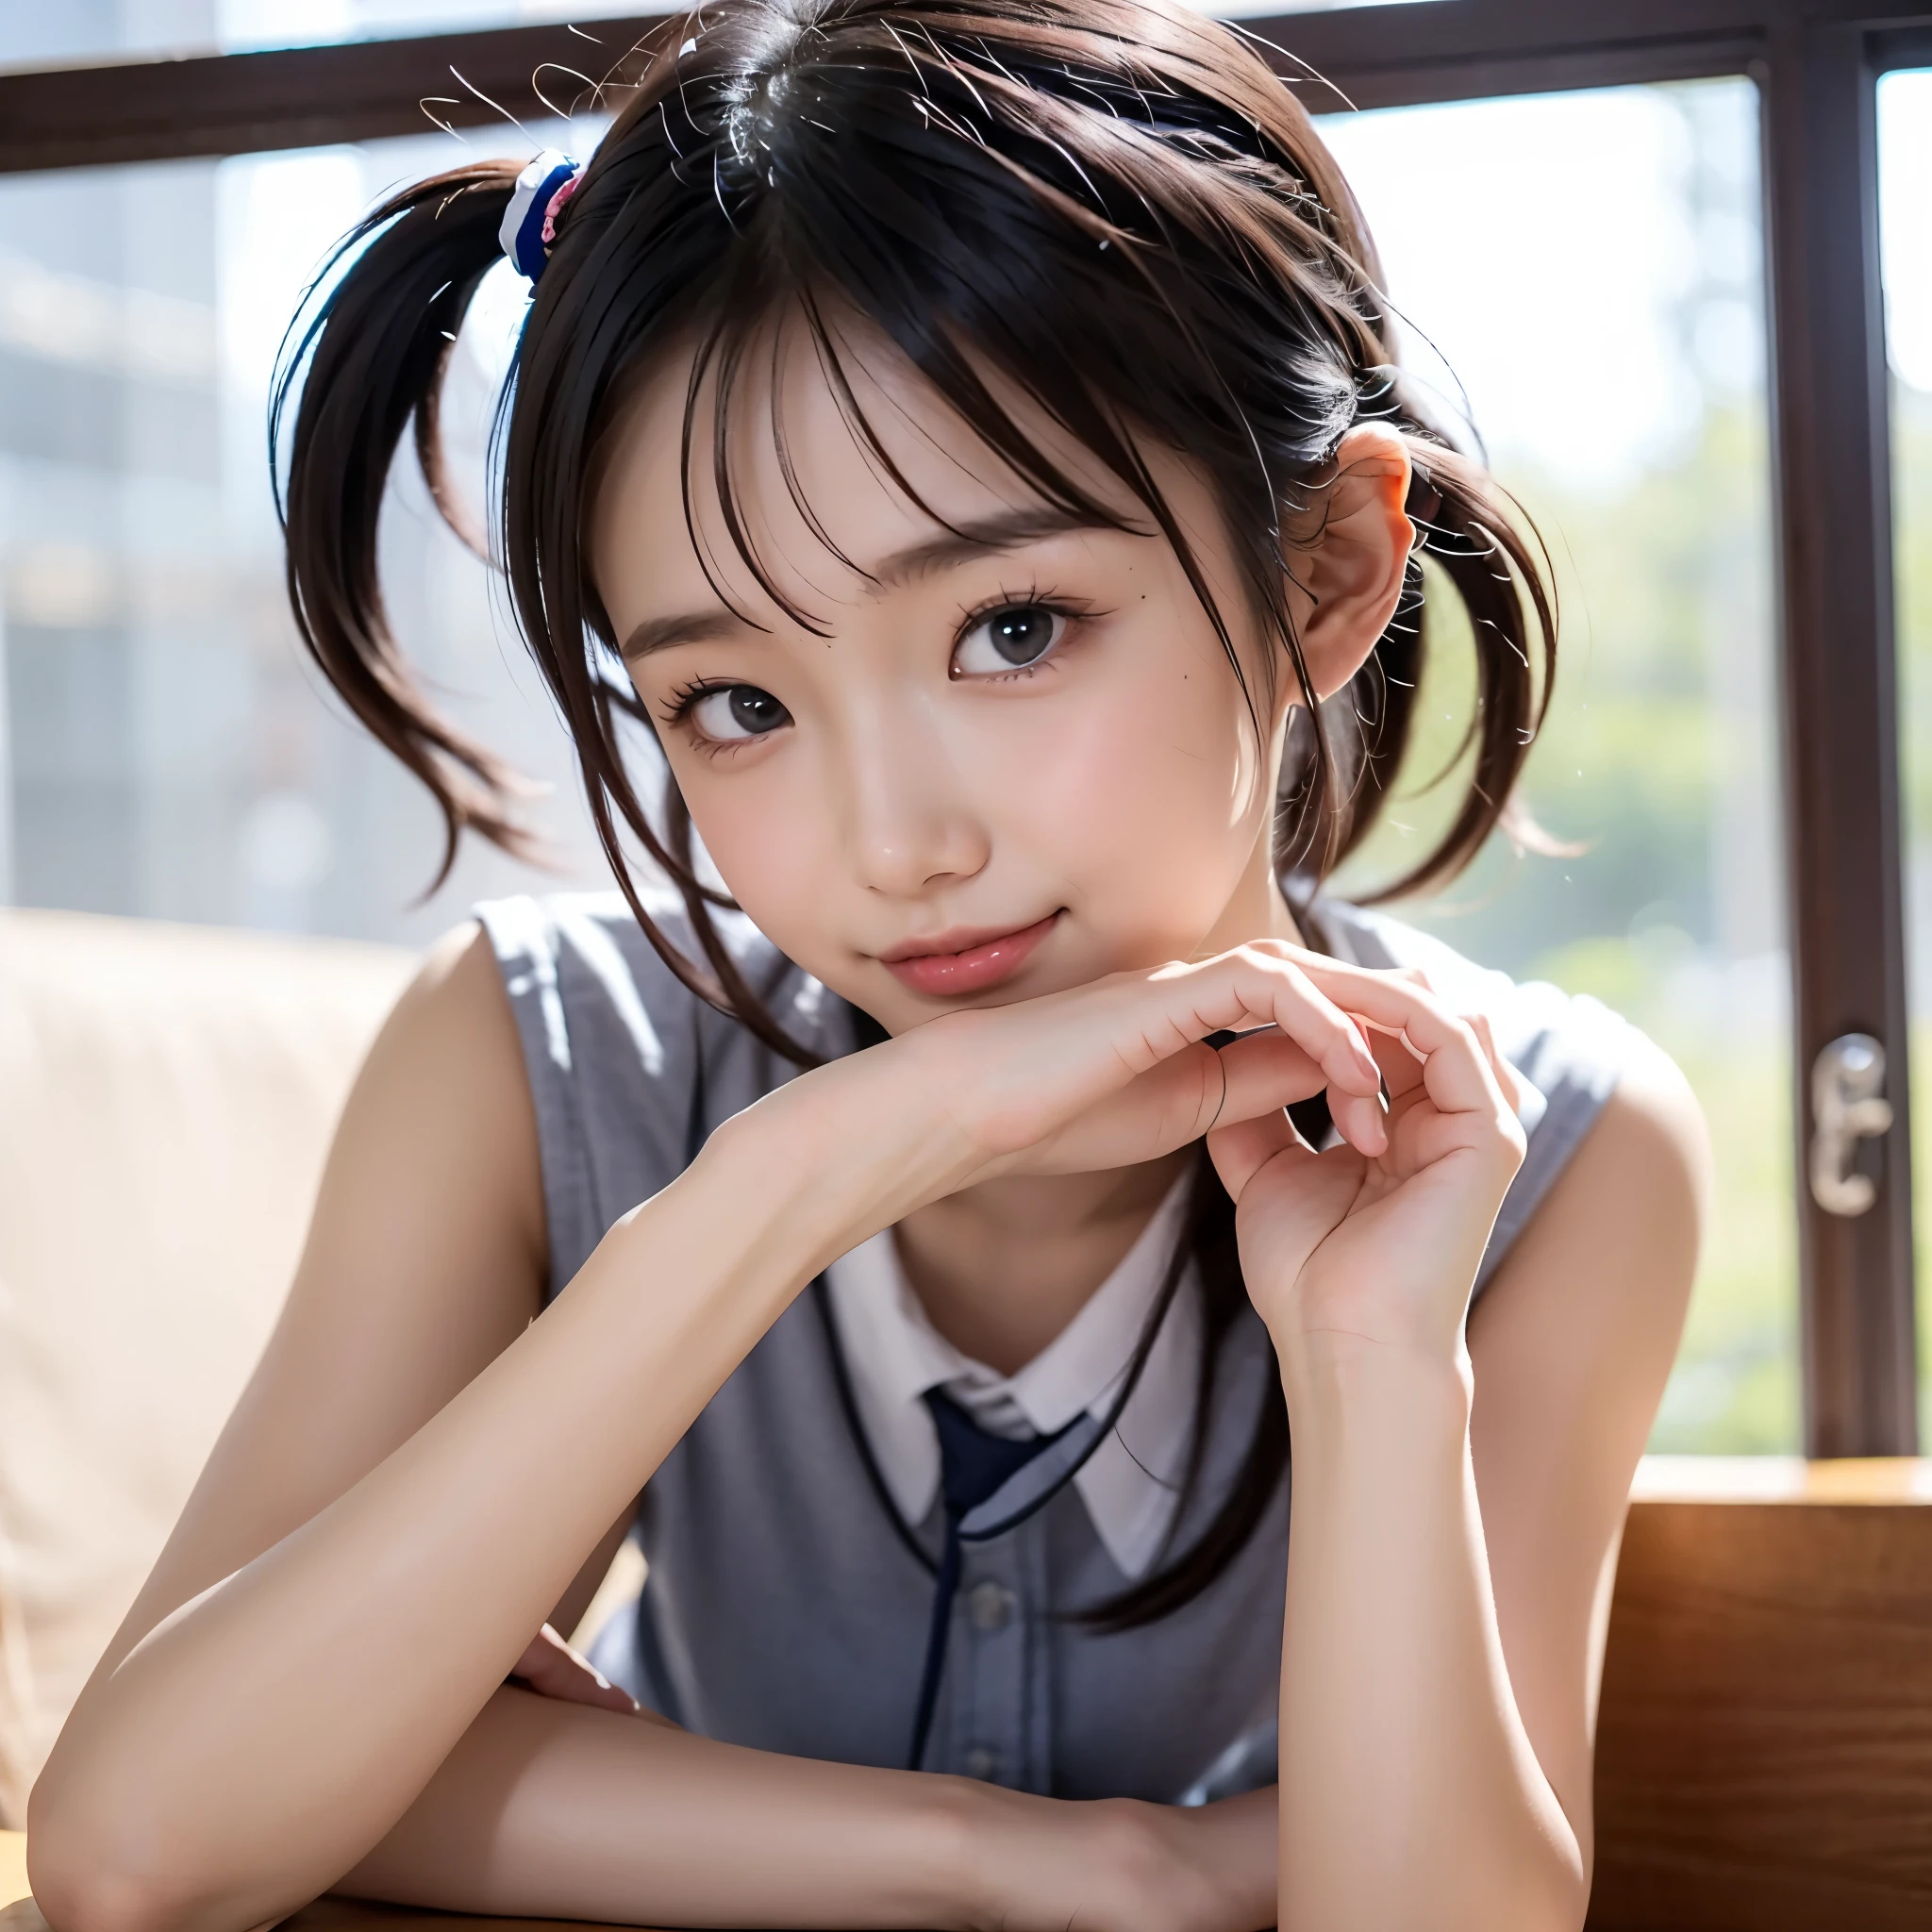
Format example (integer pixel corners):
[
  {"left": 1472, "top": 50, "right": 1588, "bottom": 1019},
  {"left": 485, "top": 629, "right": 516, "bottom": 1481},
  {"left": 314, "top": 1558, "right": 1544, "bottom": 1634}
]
[{"left": 877, "top": 937, "right": 1531, "bottom": 1364}]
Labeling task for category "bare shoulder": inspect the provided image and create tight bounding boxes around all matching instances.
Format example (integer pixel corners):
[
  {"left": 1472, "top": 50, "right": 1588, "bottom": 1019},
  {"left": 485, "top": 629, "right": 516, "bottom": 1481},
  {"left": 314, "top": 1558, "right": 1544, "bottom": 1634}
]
[
  {"left": 359, "top": 917, "right": 531, "bottom": 1112},
  {"left": 91, "top": 923, "right": 551, "bottom": 1674},
  {"left": 312, "top": 919, "right": 543, "bottom": 1279},
  {"left": 303, "top": 914, "right": 546, "bottom": 1343},
  {"left": 1475, "top": 1030, "right": 1708, "bottom": 1385},
  {"left": 339, "top": 921, "right": 540, "bottom": 1201},
  {"left": 1578, "top": 1030, "right": 1711, "bottom": 1239}
]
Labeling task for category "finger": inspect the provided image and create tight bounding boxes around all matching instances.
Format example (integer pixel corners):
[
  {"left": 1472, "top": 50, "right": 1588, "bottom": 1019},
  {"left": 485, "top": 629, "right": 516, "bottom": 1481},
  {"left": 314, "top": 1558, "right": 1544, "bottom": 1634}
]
[
  {"left": 1215, "top": 1035, "right": 1389, "bottom": 1162},
  {"left": 1175, "top": 963, "right": 1384, "bottom": 1157},
  {"left": 1208, "top": 946, "right": 1491, "bottom": 1142},
  {"left": 1206, "top": 1025, "right": 1392, "bottom": 1160},
  {"left": 1463, "top": 1008, "right": 1535, "bottom": 1121},
  {"left": 510, "top": 1624, "right": 641, "bottom": 1715},
  {"left": 1365, "top": 1021, "right": 1426, "bottom": 1101},
  {"left": 1231, "top": 943, "right": 1430, "bottom": 1108},
  {"left": 1202, "top": 1015, "right": 1384, "bottom": 1159},
  {"left": 1151, "top": 950, "right": 1386, "bottom": 1099},
  {"left": 1281, "top": 961, "right": 1506, "bottom": 1120},
  {"left": 1327, "top": 1082, "right": 1391, "bottom": 1157},
  {"left": 1207, "top": 1105, "right": 1310, "bottom": 1200},
  {"left": 1212, "top": 1028, "right": 1328, "bottom": 1124},
  {"left": 1238, "top": 958, "right": 1395, "bottom": 1155}
]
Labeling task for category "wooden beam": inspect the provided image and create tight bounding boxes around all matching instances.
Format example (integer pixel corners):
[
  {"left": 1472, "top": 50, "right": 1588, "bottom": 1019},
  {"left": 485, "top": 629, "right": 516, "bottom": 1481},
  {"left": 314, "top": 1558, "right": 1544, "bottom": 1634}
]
[
  {"left": 4, "top": 2, "right": 1932, "bottom": 175},
  {"left": 1245, "top": 0, "right": 1769, "bottom": 113},
  {"left": 0, "top": 18, "right": 671, "bottom": 174}
]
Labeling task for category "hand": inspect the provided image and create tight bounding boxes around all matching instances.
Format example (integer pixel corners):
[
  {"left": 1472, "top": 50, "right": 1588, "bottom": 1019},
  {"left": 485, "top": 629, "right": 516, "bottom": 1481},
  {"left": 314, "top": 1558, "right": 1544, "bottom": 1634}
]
[
  {"left": 1205, "top": 952, "right": 1528, "bottom": 1363},
  {"left": 968, "top": 1787, "right": 1276, "bottom": 1932},
  {"left": 874, "top": 942, "right": 1404, "bottom": 1193},
  {"left": 506, "top": 1624, "right": 683, "bottom": 1727}
]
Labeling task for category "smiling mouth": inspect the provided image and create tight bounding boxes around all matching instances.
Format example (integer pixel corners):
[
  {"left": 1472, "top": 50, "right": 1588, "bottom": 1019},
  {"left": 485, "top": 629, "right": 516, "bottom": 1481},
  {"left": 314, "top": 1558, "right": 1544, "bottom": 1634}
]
[{"left": 879, "top": 912, "right": 1062, "bottom": 997}]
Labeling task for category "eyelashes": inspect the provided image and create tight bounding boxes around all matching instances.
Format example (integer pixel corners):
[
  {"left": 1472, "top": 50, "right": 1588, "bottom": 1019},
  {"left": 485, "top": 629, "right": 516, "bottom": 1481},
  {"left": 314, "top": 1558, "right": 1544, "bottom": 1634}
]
[
  {"left": 661, "top": 678, "right": 790, "bottom": 738},
  {"left": 655, "top": 585, "right": 1100, "bottom": 752},
  {"left": 949, "top": 590, "right": 1084, "bottom": 679}
]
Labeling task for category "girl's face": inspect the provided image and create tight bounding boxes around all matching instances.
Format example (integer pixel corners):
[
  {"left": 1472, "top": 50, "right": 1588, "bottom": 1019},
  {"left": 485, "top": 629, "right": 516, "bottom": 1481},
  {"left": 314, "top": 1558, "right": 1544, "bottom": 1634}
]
[{"left": 592, "top": 327, "right": 1383, "bottom": 1035}]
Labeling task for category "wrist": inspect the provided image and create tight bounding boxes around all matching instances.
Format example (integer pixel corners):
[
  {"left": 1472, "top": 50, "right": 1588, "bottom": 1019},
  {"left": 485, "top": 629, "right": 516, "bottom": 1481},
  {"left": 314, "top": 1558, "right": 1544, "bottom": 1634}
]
[
  {"left": 1273, "top": 1326, "right": 1473, "bottom": 1444},
  {"left": 933, "top": 1775, "right": 1044, "bottom": 1932},
  {"left": 689, "top": 1034, "right": 974, "bottom": 1274}
]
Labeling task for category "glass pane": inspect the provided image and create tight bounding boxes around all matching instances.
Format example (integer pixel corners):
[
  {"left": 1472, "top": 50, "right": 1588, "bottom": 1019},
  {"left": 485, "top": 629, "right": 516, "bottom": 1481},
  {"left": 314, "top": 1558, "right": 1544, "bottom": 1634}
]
[
  {"left": 1322, "top": 80, "right": 1795, "bottom": 1450},
  {"left": 1878, "top": 67, "right": 1932, "bottom": 1443},
  {"left": 0, "top": 120, "right": 612, "bottom": 943}
]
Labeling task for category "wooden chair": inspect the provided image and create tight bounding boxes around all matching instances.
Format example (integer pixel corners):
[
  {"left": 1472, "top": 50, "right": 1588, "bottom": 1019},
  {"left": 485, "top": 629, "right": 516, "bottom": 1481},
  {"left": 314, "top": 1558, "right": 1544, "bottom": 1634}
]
[{"left": 1590, "top": 1457, "right": 1932, "bottom": 1929}]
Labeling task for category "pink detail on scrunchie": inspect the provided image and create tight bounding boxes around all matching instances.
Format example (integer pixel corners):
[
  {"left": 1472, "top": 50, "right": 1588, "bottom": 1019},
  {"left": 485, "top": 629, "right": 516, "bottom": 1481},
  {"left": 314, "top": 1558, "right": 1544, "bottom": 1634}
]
[{"left": 541, "top": 173, "right": 581, "bottom": 247}]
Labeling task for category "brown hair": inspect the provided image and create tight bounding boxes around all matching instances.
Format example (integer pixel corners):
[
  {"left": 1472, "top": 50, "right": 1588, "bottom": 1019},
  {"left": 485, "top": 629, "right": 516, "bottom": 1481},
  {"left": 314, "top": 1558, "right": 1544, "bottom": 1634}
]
[{"left": 275, "top": 0, "right": 1555, "bottom": 1626}]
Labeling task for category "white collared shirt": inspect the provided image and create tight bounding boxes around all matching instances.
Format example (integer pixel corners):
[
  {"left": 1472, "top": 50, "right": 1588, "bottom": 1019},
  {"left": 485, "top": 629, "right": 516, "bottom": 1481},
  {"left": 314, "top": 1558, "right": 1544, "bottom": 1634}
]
[{"left": 822, "top": 1176, "right": 1200, "bottom": 1578}]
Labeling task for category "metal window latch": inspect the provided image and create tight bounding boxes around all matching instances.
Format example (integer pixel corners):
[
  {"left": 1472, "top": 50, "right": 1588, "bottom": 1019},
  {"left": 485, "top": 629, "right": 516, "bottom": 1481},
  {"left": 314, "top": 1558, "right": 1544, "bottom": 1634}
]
[{"left": 1809, "top": 1032, "right": 1893, "bottom": 1218}]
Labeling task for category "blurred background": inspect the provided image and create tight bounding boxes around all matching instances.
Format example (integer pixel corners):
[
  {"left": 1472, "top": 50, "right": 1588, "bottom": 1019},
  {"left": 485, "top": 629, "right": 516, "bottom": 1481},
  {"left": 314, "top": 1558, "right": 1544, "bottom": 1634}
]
[{"left": 0, "top": 6, "right": 1928, "bottom": 1454}]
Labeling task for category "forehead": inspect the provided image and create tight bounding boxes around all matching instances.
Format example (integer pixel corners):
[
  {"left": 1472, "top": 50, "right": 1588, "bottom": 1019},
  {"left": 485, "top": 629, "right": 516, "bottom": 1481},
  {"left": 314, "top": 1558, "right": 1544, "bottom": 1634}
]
[{"left": 588, "top": 315, "right": 1148, "bottom": 626}]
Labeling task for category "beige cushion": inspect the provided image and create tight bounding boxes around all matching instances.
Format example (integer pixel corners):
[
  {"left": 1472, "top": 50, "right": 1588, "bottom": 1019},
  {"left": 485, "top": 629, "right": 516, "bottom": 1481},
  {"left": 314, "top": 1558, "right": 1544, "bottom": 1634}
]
[{"left": 0, "top": 910, "right": 416, "bottom": 1827}]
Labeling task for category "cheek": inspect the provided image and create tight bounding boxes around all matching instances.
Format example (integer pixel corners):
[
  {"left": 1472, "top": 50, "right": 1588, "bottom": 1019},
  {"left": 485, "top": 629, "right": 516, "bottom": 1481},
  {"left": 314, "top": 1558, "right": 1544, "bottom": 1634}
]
[
  {"left": 970, "top": 641, "right": 1265, "bottom": 924},
  {"left": 667, "top": 752, "right": 827, "bottom": 950}
]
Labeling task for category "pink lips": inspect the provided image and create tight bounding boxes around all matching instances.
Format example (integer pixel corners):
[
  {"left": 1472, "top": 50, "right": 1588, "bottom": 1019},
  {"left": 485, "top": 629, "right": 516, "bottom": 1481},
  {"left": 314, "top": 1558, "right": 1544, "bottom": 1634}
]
[{"left": 880, "top": 912, "right": 1061, "bottom": 997}]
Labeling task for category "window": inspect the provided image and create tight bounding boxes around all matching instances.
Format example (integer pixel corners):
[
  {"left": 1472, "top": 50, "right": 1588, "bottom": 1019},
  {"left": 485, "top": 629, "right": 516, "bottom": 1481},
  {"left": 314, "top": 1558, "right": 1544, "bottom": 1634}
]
[
  {"left": 1324, "top": 80, "right": 1790, "bottom": 1450},
  {"left": 0, "top": 125, "right": 610, "bottom": 943},
  {"left": 0, "top": 0, "right": 1926, "bottom": 1456}
]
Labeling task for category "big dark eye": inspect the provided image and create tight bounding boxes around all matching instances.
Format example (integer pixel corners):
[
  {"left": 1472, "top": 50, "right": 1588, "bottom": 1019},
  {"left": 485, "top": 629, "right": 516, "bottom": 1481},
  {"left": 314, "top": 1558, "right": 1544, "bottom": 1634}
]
[
  {"left": 689, "top": 684, "right": 791, "bottom": 742},
  {"left": 953, "top": 603, "right": 1067, "bottom": 675}
]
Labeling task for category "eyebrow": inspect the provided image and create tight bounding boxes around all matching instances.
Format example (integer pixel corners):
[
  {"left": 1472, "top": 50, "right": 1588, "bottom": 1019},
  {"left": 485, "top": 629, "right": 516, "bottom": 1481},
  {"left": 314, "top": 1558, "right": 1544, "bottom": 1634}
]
[{"left": 616, "top": 506, "right": 1118, "bottom": 663}]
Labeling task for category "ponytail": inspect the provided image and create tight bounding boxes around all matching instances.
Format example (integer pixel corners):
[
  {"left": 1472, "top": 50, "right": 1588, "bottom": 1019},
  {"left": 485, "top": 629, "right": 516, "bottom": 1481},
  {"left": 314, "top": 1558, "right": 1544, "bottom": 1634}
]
[
  {"left": 272, "top": 153, "right": 824, "bottom": 1063},
  {"left": 274, "top": 163, "right": 531, "bottom": 887}
]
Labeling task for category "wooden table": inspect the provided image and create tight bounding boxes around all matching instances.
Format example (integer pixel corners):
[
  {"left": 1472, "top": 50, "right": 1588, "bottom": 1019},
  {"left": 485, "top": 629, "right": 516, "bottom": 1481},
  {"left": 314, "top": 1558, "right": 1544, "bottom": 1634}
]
[{"left": 8, "top": 1457, "right": 1932, "bottom": 1932}]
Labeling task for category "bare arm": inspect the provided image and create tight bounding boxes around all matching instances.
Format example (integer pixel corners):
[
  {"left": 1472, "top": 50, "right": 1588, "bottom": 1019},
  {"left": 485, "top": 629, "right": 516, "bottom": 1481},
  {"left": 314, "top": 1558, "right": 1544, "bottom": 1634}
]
[
  {"left": 332, "top": 1687, "right": 1270, "bottom": 1929},
  {"left": 28, "top": 934, "right": 963, "bottom": 1932},
  {"left": 29, "top": 938, "right": 1391, "bottom": 1932},
  {"left": 1224, "top": 1011, "right": 1704, "bottom": 1932},
  {"left": 1466, "top": 1038, "right": 1706, "bottom": 1872}
]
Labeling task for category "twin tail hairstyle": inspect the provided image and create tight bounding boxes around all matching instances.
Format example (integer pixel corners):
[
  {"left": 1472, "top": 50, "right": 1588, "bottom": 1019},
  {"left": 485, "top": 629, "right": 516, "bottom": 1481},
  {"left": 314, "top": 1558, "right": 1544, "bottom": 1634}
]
[{"left": 274, "top": 0, "right": 1557, "bottom": 1627}]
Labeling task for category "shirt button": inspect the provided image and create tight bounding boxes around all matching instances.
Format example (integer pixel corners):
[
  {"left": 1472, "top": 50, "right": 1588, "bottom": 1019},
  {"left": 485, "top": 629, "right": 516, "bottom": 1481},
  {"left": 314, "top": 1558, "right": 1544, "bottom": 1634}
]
[
  {"left": 966, "top": 1580, "right": 1014, "bottom": 1632},
  {"left": 964, "top": 1746, "right": 999, "bottom": 1780}
]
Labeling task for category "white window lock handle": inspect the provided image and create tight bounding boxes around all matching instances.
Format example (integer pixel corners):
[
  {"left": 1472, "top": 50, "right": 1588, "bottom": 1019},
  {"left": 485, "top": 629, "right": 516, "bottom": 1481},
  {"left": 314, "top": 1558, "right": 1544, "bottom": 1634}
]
[{"left": 1808, "top": 1032, "right": 1893, "bottom": 1218}]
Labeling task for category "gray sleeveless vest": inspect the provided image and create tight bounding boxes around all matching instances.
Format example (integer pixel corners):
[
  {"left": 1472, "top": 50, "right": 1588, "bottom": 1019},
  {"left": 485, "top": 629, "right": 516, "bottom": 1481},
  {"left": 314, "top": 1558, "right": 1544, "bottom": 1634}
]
[{"left": 477, "top": 892, "right": 1631, "bottom": 1804}]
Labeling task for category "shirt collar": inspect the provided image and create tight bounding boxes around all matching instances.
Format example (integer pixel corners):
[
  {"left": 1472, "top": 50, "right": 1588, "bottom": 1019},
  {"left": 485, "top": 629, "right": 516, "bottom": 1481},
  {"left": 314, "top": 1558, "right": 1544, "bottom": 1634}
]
[{"left": 824, "top": 1173, "right": 1200, "bottom": 1577}]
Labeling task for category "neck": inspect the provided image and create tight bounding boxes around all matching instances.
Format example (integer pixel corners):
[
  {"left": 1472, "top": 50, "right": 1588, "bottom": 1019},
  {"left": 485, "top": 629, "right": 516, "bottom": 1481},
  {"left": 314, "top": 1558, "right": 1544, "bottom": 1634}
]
[
  {"left": 892, "top": 871, "right": 1307, "bottom": 1375},
  {"left": 892, "top": 1154, "right": 1192, "bottom": 1374}
]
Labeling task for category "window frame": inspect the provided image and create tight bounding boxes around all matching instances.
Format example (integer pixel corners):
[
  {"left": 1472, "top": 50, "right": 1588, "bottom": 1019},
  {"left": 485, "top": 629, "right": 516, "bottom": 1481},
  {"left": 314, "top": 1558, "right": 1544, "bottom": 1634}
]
[{"left": 2, "top": 0, "right": 1926, "bottom": 1454}]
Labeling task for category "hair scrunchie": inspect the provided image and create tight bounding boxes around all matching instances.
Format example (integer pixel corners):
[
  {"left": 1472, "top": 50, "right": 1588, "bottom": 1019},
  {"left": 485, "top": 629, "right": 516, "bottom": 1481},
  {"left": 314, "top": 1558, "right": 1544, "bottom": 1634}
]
[{"left": 498, "top": 150, "right": 582, "bottom": 282}]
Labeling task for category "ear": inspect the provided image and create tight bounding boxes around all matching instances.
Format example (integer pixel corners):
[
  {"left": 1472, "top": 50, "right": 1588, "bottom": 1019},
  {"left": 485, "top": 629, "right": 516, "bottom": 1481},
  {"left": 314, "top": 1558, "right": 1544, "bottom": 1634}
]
[{"left": 1284, "top": 424, "right": 1414, "bottom": 704}]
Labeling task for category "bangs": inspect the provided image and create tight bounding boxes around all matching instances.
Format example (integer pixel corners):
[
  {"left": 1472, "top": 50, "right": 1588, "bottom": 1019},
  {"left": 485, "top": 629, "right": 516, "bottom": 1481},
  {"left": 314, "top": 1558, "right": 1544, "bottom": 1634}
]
[
  {"left": 282, "top": 0, "right": 1554, "bottom": 1054},
  {"left": 276, "top": 0, "right": 1559, "bottom": 1634},
  {"left": 675, "top": 290, "right": 1257, "bottom": 717}
]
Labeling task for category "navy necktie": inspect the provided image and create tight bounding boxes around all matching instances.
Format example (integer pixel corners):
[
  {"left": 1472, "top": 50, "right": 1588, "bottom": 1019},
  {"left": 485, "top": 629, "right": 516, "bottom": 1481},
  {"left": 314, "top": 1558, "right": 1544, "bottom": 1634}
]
[{"left": 908, "top": 1389, "right": 1084, "bottom": 1771}]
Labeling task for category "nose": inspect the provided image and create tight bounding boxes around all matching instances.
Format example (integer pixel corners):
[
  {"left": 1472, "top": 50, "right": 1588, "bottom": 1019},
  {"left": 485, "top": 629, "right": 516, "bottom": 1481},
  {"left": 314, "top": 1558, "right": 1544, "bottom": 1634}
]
[{"left": 840, "top": 703, "right": 990, "bottom": 897}]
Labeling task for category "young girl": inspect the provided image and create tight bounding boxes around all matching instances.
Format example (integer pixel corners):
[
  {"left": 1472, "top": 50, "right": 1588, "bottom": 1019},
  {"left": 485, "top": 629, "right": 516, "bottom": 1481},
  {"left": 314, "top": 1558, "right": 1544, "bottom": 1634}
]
[{"left": 30, "top": 1, "right": 1706, "bottom": 1926}]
